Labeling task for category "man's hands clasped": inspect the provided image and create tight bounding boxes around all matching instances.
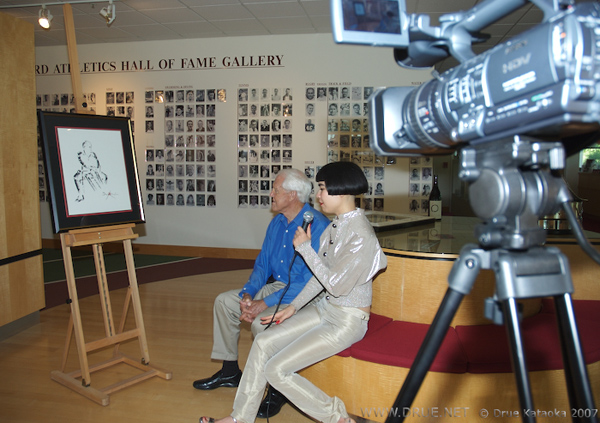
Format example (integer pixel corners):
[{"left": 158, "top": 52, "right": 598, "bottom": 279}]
[
  {"left": 240, "top": 222, "right": 308, "bottom": 326},
  {"left": 239, "top": 293, "right": 296, "bottom": 326},
  {"left": 239, "top": 294, "right": 268, "bottom": 323}
]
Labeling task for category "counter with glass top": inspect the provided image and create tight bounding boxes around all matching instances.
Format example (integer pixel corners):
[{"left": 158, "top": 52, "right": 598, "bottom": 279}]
[
  {"left": 376, "top": 215, "right": 600, "bottom": 256},
  {"left": 370, "top": 216, "right": 600, "bottom": 327}
]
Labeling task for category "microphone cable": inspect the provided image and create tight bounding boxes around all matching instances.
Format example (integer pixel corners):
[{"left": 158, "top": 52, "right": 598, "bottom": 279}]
[
  {"left": 264, "top": 210, "right": 313, "bottom": 329},
  {"left": 264, "top": 254, "right": 295, "bottom": 330},
  {"left": 263, "top": 210, "right": 314, "bottom": 423},
  {"left": 262, "top": 242, "right": 301, "bottom": 423}
]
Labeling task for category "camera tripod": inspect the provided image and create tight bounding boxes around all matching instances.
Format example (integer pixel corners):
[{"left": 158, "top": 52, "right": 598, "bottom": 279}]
[{"left": 386, "top": 136, "right": 598, "bottom": 423}]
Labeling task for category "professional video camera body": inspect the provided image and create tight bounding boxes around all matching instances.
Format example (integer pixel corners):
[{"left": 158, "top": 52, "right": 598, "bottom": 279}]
[
  {"left": 333, "top": 0, "right": 600, "bottom": 157},
  {"left": 331, "top": 1, "right": 600, "bottom": 422}
]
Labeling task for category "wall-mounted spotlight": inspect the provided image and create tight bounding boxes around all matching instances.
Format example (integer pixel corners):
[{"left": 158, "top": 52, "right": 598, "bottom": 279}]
[
  {"left": 38, "top": 4, "right": 53, "bottom": 29},
  {"left": 99, "top": 0, "right": 115, "bottom": 25}
]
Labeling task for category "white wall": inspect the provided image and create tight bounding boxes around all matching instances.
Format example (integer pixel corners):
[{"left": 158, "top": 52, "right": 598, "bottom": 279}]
[{"left": 35, "top": 33, "right": 433, "bottom": 250}]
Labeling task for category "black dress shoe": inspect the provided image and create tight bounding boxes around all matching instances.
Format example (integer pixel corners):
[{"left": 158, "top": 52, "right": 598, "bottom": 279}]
[
  {"left": 256, "top": 387, "right": 288, "bottom": 419},
  {"left": 193, "top": 370, "right": 242, "bottom": 390}
]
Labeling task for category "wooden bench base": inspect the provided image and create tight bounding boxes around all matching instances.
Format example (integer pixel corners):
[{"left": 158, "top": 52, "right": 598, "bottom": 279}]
[{"left": 301, "top": 357, "right": 600, "bottom": 422}]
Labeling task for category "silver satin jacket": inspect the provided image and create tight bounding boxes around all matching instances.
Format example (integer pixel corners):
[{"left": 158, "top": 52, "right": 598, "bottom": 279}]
[{"left": 291, "top": 208, "right": 387, "bottom": 310}]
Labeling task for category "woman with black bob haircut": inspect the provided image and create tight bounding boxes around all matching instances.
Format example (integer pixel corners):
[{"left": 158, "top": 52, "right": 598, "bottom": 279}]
[
  {"left": 315, "top": 161, "right": 368, "bottom": 196},
  {"left": 201, "top": 161, "right": 387, "bottom": 423}
]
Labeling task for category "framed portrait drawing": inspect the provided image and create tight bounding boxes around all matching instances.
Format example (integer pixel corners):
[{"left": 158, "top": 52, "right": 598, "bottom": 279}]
[{"left": 38, "top": 111, "right": 145, "bottom": 233}]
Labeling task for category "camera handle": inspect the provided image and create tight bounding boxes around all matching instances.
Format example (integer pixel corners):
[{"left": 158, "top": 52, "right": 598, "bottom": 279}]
[{"left": 385, "top": 137, "right": 598, "bottom": 423}]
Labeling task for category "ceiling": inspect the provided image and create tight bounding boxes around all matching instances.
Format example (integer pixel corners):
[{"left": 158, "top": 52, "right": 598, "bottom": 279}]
[{"left": 0, "top": 0, "right": 554, "bottom": 73}]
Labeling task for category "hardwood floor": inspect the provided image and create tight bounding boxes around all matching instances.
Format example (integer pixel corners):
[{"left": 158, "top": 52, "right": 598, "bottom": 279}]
[{"left": 0, "top": 270, "right": 318, "bottom": 423}]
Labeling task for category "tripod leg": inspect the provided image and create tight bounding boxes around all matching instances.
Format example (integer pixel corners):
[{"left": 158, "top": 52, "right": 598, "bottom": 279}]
[
  {"left": 385, "top": 245, "right": 483, "bottom": 423},
  {"left": 502, "top": 297, "right": 536, "bottom": 423},
  {"left": 385, "top": 288, "right": 466, "bottom": 423},
  {"left": 553, "top": 294, "right": 598, "bottom": 423}
]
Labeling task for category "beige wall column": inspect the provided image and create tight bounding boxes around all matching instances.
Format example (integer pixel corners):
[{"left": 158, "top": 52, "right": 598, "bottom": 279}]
[{"left": 0, "top": 12, "right": 45, "bottom": 326}]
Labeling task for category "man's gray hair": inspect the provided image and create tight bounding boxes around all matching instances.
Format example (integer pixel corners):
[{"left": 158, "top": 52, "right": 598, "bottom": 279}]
[{"left": 279, "top": 168, "right": 312, "bottom": 203}]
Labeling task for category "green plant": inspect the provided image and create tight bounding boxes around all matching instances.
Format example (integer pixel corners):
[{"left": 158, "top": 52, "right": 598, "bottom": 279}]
[{"left": 581, "top": 146, "right": 600, "bottom": 170}]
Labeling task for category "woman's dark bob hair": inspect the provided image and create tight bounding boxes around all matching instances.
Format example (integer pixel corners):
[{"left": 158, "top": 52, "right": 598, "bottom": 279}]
[{"left": 316, "top": 161, "right": 368, "bottom": 195}]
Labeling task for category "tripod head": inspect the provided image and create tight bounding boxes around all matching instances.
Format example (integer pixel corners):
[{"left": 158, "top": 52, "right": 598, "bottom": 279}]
[{"left": 458, "top": 135, "right": 571, "bottom": 251}]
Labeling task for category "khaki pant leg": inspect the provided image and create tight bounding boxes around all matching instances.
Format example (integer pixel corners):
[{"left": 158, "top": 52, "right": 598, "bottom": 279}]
[{"left": 211, "top": 282, "right": 287, "bottom": 361}]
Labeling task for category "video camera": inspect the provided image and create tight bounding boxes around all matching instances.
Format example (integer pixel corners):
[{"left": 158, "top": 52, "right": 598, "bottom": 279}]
[{"left": 331, "top": 0, "right": 600, "bottom": 157}]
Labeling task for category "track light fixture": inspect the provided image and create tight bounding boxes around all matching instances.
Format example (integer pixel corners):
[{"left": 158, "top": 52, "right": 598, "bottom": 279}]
[
  {"left": 99, "top": 0, "right": 115, "bottom": 25},
  {"left": 0, "top": 0, "right": 118, "bottom": 29},
  {"left": 0, "top": 0, "right": 121, "bottom": 27},
  {"left": 38, "top": 4, "right": 52, "bottom": 29}
]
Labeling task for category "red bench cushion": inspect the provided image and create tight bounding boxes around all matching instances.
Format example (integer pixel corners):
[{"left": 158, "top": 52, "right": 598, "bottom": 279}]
[
  {"left": 350, "top": 321, "right": 468, "bottom": 373},
  {"left": 368, "top": 312, "right": 394, "bottom": 332},
  {"left": 337, "top": 313, "right": 393, "bottom": 357},
  {"left": 456, "top": 312, "right": 600, "bottom": 373},
  {"left": 541, "top": 299, "right": 600, "bottom": 322},
  {"left": 336, "top": 301, "right": 600, "bottom": 374}
]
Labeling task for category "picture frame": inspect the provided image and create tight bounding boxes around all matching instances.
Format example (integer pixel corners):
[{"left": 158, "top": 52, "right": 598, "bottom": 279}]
[{"left": 38, "top": 111, "right": 145, "bottom": 233}]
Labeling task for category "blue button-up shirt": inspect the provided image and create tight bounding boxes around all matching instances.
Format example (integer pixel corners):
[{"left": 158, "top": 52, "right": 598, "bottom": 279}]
[{"left": 239, "top": 203, "right": 330, "bottom": 307}]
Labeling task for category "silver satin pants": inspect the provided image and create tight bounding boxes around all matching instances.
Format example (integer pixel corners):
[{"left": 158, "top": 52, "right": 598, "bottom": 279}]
[
  {"left": 211, "top": 282, "right": 286, "bottom": 361},
  {"left": 231, "top": 297, "right": 369, "bottom": 423}
]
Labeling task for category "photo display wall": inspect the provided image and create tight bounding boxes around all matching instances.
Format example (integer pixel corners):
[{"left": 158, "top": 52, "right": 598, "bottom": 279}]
[
  {"left": 301, "top": 85, "right": 325, "bottom": 204},
  {"left": 37, "top": 84, "right": 431, "bottom": 216},
  {"left": 105, "top": 90, "right": 135, "bottom": 122},
  {"left": 141, "top": 87, "right": 226, "bottom": 208},
  {"left": 408, "top": 156, "right": 433, "bottom": 214},
  {"left": 325, "top": 85, "right": 388, "bottom": 212},
  {"left": 236, "top": 87, "right": 294, "bottom": 209}
]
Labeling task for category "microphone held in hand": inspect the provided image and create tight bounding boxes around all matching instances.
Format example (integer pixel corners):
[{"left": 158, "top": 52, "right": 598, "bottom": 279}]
[
  {"left": 292, "top": 210, "right": 314, "bottom": 261},
  {"left": 301, "top": 210, "right": 314, "bottom": 232}
]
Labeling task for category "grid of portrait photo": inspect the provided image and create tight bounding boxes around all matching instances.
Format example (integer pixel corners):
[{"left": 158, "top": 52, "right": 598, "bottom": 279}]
[
  {"left": 105, "top": 90, "right": 135, "bottom": 130},
  {"left": 303, "top": 85, "right": 328, "bottom": 133},
  {"left": 36, "top": 91, "right": 97, "bottom": 203},
  {"left": 408, "top": 156, "right": 433, "bottom": 214},
  {"left": 143, "top": 88, "right": 225, "bottom": 208},
  {"left": 325, "top": 84, "right": 387, "bottom": 212},
  {"left": 236, "top": 87, "right": 294, "bottom": 209}
]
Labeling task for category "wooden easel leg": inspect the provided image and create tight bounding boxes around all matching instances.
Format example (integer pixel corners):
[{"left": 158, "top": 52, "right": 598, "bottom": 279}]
[
  {"left": 60, "top": 235, "right": 92, "bottom": 386},
  {"left": 93, "top": 243, "right": 116, "bottom": 338},
  {"left": 113, "top": 287, "right": 132, "bottom": 356},
  {"left": 123, "top": 239, "right": 150, "bottom": 364},
  {"left": 60, "top": 314, "right": 74, "bottom": 373}
]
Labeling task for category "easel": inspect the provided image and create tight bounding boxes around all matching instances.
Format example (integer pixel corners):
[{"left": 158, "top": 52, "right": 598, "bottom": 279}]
[{"left": 50, "top": 224, "right": 172, "bottom": 406}]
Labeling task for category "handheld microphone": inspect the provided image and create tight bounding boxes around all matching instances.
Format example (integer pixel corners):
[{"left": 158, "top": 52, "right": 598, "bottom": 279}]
[
  {"left": 301, "top": 210, "right": 314, "bottom": 232},
  {"left": 292, "top": 210, "right": 314, "bottom": 261},
  {"left": 292, "top": 211, "right": 314, "bottom": 259}
]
